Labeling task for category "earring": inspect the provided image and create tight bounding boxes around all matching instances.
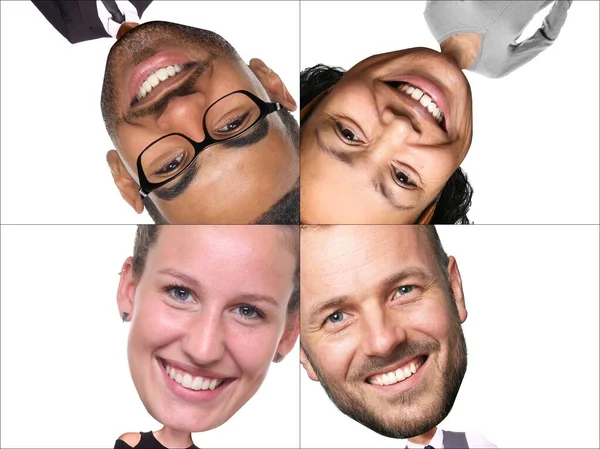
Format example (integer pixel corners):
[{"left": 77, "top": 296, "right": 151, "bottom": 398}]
[
  {"left": 274, "top": 352, "right": 283, "bottom": 362},
  {"left": 121, "top": 312, "right": 129, "bottom": 322}
]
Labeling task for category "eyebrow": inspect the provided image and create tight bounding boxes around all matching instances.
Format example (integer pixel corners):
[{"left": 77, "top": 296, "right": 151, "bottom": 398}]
[
  {"left": 158, "top": 268, "right": 202, "bottom": 289},
  {"left": 307, "top": 266, "right": 435, "bottom": 322},
  {"left": 152, "top": 113, "right": 271, "bottom": 201},
  {"left": 373, "top": 178, "right": 413, "bottom": 211},
  {"left": 315, "top": 128, "right": 413, "bottom": 211}
]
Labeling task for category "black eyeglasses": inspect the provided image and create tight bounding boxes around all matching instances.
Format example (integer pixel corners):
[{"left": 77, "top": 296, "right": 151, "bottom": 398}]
[{"left": 136, "top": 90, "right": 283, "bottom": 198}]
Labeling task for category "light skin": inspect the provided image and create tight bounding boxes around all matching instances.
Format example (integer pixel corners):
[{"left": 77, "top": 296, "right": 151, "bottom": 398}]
[
  {"left": 104, "top": 22, "right": 298, "bottom": 223},
  {"left": 300, "top": 47, "right": 473, "bottom": 224},
  {"left": 300, "top": 225, "right": 468, "bottom": 440},
  {"left": 117, "top": 226, "right": 299, "bottom": 447}
]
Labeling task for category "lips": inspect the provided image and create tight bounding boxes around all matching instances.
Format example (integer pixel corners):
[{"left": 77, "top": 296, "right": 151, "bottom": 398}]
[
  {"left": 128, "top": 51, "right": 194, "bottom": 104},
  {"left": 383, "top": 75, "right": 451, "bottom": 133}
]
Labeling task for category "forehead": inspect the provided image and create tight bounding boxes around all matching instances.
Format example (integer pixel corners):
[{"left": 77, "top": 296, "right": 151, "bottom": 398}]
[
  {"left": 146, "top": 226, "right": 295, "bottom": 290},
  {"left": 300, "top": 226, "right": 437, "bottom": 298}
]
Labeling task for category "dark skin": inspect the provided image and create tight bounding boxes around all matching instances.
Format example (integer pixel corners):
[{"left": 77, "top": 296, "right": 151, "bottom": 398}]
[{"left": 103, "top": 22, "right": 298, "bottom": 223}]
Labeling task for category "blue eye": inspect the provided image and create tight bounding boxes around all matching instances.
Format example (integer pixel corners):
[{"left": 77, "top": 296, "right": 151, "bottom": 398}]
[
  {"left": 394, "top": 285, "right": 414, "bottom": 297},
  {"left": 327, "top": 311, "right": 345, "bottom": 324},
  {"left": 236, "top": 305, "right": 265, "bottom": 320},
  {"left": 168, "top": 286, "right": 192, "bottom": 302}
]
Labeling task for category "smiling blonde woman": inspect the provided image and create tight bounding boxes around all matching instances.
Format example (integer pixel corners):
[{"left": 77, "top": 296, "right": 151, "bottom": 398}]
[{"left": 114, "top": 225, "right": 299, "bottom": 449}]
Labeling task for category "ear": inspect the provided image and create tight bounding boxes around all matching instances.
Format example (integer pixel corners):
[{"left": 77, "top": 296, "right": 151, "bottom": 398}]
[
  {"left": 299, "top": 345, "right": 320, "bottom": 382},
  {"left": 106, "top": 150, "right": 145, "bottom": 214},
  {"left": 447, "top": 256, "right": 467, "bottom": 323},
  {"left": 117, "top": 256, "right": 137, "bottom": 322},
  {"left": 249, "top": 58, "right": 297, "bottom": 112},
  {"left": 274, "top": 312, "right": 300, "bottom": 362}
]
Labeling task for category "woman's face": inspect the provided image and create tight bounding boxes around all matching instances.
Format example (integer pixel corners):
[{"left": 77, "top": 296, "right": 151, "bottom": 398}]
[
  {"left": 119, "top": 226, "right": 297, "bottom": 432},
  {"left": 300, "top": 48, "right": 473, "bottom": 224}
]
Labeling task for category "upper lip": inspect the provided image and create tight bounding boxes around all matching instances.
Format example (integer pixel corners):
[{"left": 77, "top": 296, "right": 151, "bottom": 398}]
[
  {"left": 364, "top": 354, "right": 427, "bottom": 380},
  {"left": 159, "top": 357, "right": 233, "bottom": 379}
]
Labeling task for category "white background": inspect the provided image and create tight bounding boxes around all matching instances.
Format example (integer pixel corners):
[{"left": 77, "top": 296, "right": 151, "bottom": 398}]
[
  {"left": 300, "top": 1, "right": 600, "bottom": 225},
  {"left": 0, "top": 1, "right": 300, "bottom": 224},
  {"left": 300, "top": 225, "right": 600, "bottom": 448},
  {"left": 0, "top": 225, "right": 300, "bottom": 448}
]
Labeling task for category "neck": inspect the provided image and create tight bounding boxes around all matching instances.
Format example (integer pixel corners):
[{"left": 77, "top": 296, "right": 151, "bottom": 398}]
[
  {"left": 154, "top": 426, "right": 193, "bottom": 449},
  {"left": 408, "top": 427, "right": 438, "bottom": 445},
  {"left": 440, "top": 33, "right": 481, "bottom": 70}
]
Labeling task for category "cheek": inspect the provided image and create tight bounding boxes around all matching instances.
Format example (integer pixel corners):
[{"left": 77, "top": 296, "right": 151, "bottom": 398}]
[
  {"left": 419, "top": 152, "right": 461, "bottom": 195},
  {"left": 312, "top": 334, "right": 357, "bottom": 381},
  {"left": 228, "top": 325, "right": 280, "bottom": 380},
  {"left": 129, "top": 293, "right": 181, "bottom": 353},
  {"left": 409, "top": 300, "right": 455, "bottom": 347}
]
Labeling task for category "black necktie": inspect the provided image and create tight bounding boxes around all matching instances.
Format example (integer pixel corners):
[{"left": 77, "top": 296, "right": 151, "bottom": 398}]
[
  {"left": 425, "top": 446, "right": 435, "bottom": 449},
  {"left": 101, "top": 0, "right": 126, "bottom": 23}
]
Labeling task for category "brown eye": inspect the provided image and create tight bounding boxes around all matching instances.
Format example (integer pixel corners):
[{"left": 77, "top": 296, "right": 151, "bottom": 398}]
[
  {"left": 335, "top": 121, "right": 362, "bottom": 144},
  {"left": 392, "top": 166, "right": 416, "bottom": 188}
]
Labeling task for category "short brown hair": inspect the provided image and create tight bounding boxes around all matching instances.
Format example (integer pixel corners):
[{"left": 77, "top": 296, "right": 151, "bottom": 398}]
[{"left": 132, "top": 225, "right": 299, "bottom": 314}]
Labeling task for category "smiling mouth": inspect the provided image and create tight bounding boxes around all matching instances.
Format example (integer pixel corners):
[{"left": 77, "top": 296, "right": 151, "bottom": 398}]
[
  {"left": 158, "top": 358, "right": 229, "bottom": 392},
  {"left": 385, "top": 81, "right": 447, "bottom": 132},
  {"left": 366, "top": 355, "right": 428, "bottom": 386},
  {"left": 131, "top": 62, "right": 196, "bottom": 106}
]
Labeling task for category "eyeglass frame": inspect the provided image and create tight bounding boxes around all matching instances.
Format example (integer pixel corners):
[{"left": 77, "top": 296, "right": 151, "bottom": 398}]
[{"left": 136, "top": 89, "right": 283, "bottom": 198}]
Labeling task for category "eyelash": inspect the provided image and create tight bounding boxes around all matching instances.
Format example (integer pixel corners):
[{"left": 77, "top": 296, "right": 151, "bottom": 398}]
[
  {"left": 392, "top": 166, "right": 417, "bottom": 189},
  {"left": 164, "top": 284, "right": 195, "bottom": 303},
  {"left": 335, "top": 121, "right": 363, "bottom": 144},
  {"left": 394, "top": 285, "right": 415, "bottom": 297},
  {"left": 234, "top": 305, "right": 265, "bottom": 321},
  {"left": 163, "top": 285, "right": 265, "bottom": 320}
]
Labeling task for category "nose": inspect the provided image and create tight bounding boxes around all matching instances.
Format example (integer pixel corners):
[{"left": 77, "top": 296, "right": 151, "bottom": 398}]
[
  {"left": 156, "top": 91, "right": 209, "bottom": 142},
  {"left": 367, "top": 93, "right": 421, "bottom": 163},
  {"left": 360, "top": 305, "right": 407, "bottom": 358},
  {"left": 181, "top": 308, "right": 226, "bottom": 365}
]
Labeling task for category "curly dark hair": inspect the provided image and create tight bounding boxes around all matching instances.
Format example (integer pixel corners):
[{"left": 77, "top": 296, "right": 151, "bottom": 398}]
[{"left": 301, "top": 64, "right": 473, "bottom": 224}]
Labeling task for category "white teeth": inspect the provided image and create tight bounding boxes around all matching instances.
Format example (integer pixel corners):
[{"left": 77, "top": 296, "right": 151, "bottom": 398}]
[
  {"left": 164, "top": 363, "right": 224, "bottom": 391},
  {"left": 395, "top": 368, "right": 405, "bottom": 382},
  {"left": 136, "top": 64, "right": 186, "bottom": 101},
  {"left": 147, "top": 73, "right": 159, "bottom": 87},
  {"left": 420, "top": 95, "right": 432, "bottom": 107},
  {"left": 396, "top": 83, "right": 445, "bottom": 127},
  {"left": 191, "top": 376, "right": 204, "bottom": 390},
  {"left": 368, "top": 359, "right": 423, "bottom": 386},
  {"left": 181, "top": 373, "right": 193, "bottom": 388},
  {"left": 156, "top": 67, "right": 169, "bottom": 81},
  {"left": 411, "top": 88, "right": 423, "bottom": 100}
]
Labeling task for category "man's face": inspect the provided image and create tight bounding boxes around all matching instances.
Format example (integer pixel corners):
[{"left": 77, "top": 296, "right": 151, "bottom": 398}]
[
  {"left": 300, "top": 226, "right": 467, "bottom": 439},
  {"left": 102, "top": 21, "right": 298, "bottom": 223}
]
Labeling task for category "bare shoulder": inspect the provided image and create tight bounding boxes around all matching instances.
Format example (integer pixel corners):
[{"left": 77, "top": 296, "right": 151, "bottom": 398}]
[{"left": 117, "top": 432, "right": 142, "bottom": 447}]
